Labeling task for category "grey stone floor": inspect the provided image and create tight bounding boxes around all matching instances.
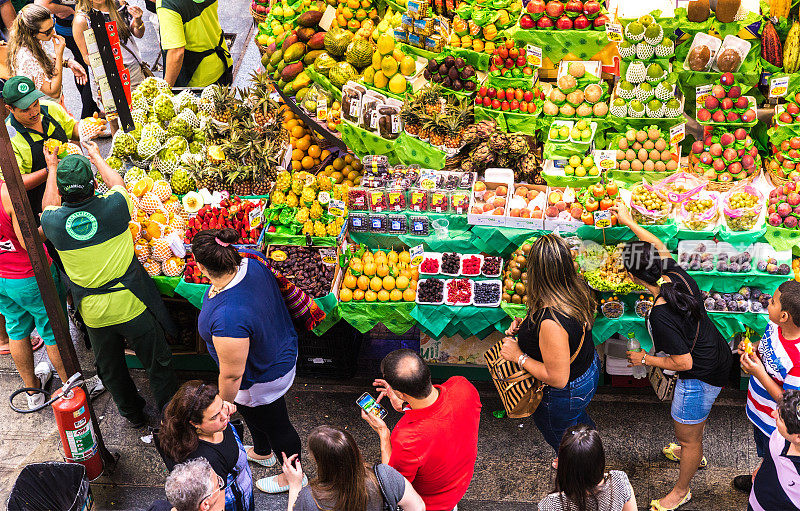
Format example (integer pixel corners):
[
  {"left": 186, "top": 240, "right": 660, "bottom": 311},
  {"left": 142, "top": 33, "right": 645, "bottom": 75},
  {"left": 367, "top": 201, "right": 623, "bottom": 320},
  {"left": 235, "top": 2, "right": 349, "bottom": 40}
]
[{"left": 0, "top": 333, "right": 754, "bottom": 510}]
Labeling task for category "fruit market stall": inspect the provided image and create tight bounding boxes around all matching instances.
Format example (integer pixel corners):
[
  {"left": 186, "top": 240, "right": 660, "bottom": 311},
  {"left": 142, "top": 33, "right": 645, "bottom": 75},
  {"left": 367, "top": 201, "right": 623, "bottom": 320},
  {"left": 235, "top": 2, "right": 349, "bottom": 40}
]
[{"left": 101, "top": 0, "right": 800, "bottom": 380}]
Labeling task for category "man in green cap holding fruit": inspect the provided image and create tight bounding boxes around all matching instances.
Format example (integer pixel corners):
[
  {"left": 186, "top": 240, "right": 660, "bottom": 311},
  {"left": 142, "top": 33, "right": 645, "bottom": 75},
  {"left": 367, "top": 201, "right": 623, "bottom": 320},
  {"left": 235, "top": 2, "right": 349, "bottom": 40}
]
[
  {"left": 156, "top": 0, "right": 232, "bottom": 87},
  {"left": 2, "top": 75, "right": 81, "bottom": 219},
  {"left": 40, "top": 149, "right": 178, "bottom": 428}
]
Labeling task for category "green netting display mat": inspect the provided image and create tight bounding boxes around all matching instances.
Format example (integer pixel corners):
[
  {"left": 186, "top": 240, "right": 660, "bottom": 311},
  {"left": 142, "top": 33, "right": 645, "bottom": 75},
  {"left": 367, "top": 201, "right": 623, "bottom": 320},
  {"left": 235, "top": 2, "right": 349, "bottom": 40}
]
[
  {"left": 511, "top": 28, "right": 612, "bottom": 62},
  {"left": 764, "top": 225, "right": 800, "bottom": 251},
  {"left": 541, "top": 171, "right": 602, "bottom": 188},
  {"left": 687, "top": 270, "right": 788, "bottom": 293},
  {"left": 575, "top": 222, "right": 680, "bottom": 250},
  {"left": 337, "top": 301, "right": 417, "bottom": 334},
  {"left": 474, "top": 106, "right": 541, "bottom": 136},
  {"left": 337, "top": 121, "right": 447, "bottom": 169},
  {"left": 605, "top": 169, "right": 679, "bottom": 186},
  {"left": 411, "top": 304, "right": 511, "bottom": 339},
  {"left": 717, "top": 224, "right": 768, "bottom": 244}
]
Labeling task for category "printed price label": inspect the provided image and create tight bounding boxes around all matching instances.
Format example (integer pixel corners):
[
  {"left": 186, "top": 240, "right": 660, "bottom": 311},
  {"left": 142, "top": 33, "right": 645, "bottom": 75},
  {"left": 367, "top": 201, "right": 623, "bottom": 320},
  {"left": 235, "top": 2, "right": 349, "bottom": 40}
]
[
  {"left": 248, "top": 205, "right": 264, "bottom": 230},
  {"left": 606, "top": 22, "right": 623, "bottom": 43},
  {"left": 769, "top": 75, "right": 790, "bottom": 98},
  {"left": 371, "top": 218, "right": 382, "bottom": 229},
  {"left": 318, "top": 5, "right": 336, "bottom": 31},
  {"left": 410, "top": 244, "right": 424, "bottom": 265},
  {"left": 320, "top": 248, "right": 337, "bottom": 265},
  {"left": 317, "top": 101, "right": 328, "bottom": 121},
  {"left": 669, "top": 123, "right": 686, "bottom": 145},
  {"left": 271, "top": 250, "right": 287, "bottom": 262},
  {"left": 526, "top": 44, "right": 542, "bottom": 68},
  {"left": 593, "top": 150, "right": 617, "bottom": 170},
  {"left": 695, "top": 85, "right": 713, "bottom": 107},
  {"left": 328, "top": 199, "right": 346, "bottom": 217},
  {"left": 593, "top": 209, "right": 613, "bottom": 229}
]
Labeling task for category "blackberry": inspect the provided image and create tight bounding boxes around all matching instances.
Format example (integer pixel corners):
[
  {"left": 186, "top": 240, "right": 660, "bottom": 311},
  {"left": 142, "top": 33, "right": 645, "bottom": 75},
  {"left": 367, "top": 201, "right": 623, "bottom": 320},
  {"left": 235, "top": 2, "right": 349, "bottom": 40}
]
[
  {"left": 442, "top": 253, "right": 460, "bottom": 275},
  {"left": 418, "top": 279, "right": 445, "bottom": 303}
]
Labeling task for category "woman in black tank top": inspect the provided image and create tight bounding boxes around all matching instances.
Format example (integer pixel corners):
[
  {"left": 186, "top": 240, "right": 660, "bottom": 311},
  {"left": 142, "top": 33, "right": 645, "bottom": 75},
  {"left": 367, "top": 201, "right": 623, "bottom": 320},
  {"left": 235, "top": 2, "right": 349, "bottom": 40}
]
[{"left": 500, "top": 234, "right": 600, "bottom": 456}]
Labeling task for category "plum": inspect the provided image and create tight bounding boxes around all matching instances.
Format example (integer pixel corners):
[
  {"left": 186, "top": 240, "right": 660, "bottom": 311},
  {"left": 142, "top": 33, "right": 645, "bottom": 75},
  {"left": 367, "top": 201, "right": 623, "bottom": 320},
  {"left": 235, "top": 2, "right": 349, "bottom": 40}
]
[{"left": 704, "top": 298, "right": 715, "bottom": 310}]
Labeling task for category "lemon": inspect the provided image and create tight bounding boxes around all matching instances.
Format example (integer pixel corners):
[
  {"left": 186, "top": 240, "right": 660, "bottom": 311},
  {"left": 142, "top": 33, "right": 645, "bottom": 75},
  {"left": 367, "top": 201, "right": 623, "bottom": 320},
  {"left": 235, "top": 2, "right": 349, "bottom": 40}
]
[
  {"left": 388, "top": 73, "right": 407, "bottom": 94},
  {"left": 363, "top": 66, "right": 375, "bottom": 85},
  {"left": 399, "top": 56, "right": 416, "bottom": 76},
  {"left": 377, "top": 33, "right": 395, "bottom": 55},
  {"left": 381, "top": 55, "right": 398, "bottom": 77},
  {"left": 373, "top": 70, "right": 389, "bottom": 89}
]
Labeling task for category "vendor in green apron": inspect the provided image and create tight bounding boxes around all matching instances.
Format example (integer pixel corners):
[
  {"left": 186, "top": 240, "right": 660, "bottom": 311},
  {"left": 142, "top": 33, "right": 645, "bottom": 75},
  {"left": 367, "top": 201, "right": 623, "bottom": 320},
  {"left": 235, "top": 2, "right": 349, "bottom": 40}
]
[
  {"left": 2, "top": 76, "right": 80, "bottom": 220},
  {"left": 40, "top": 147, "right": 178, "bottom": 428},
  {"left": 156, "top": 0, "right": 232, "bottom": 87}
]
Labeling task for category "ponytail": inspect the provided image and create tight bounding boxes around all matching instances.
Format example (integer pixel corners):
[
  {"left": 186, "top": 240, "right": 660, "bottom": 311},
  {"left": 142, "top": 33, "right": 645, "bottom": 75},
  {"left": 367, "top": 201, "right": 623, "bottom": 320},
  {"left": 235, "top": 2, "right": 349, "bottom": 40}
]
[
  {"left": 659, "top": 281, "right": 704, "bottom": 323},
  {"left": 191, "top": 228, "right": 242, "bottom": 277}
]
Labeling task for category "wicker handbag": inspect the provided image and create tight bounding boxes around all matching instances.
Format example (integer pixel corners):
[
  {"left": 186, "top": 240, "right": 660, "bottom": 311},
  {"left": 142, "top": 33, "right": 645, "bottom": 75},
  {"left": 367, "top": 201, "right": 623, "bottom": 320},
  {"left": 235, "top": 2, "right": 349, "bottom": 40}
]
[
  {"left": 485, "top": 309, "right": 585, "bottom": 418},
  {"left": 646, "top": 271, "right": 699, "bottom": 402}
]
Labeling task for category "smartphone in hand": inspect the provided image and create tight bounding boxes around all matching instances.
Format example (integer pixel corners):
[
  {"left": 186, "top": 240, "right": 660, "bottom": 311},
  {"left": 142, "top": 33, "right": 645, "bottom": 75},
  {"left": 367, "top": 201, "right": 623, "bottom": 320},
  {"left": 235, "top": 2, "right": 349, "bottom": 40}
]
[{"left": 356, "top": 392, "right": 387, "bottom": 420}]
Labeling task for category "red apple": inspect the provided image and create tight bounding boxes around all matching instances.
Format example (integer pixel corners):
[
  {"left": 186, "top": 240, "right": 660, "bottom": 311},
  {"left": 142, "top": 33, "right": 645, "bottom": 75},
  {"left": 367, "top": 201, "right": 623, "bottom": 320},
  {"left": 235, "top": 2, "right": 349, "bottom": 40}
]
[
  {"left": 526, "top": 0, "right": 546, "bottom": 19},
  {"left": 488, "top": 88, "right": 497, "bottom": 98},
  {"left": 573, "top": 14, "right": 590, "bottom": 29},
  {"left": 501, "top": 100, "right": 510, "bottom": 111},
  {"left": 556, "top": 15, "right": 573, "bottom": 29},
  {"left": 523, "top": 90, "right": 533, "bottom": 102},
  {"left": 545, "top": 0, "right": 564, "bottom": 18},
  {"left": 482, "top": 96, "right": 491, "bottom": 107},
  {"left": 720, "top": 72, "right": 734, "bottom": 86}
]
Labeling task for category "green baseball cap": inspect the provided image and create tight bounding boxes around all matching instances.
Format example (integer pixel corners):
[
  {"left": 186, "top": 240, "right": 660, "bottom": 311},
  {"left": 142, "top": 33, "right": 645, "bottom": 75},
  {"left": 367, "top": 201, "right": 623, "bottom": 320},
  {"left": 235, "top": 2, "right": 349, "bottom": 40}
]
[
  {"left": 57, "top": 155, "right": 95, "bottom": 197},
  {"left": 1, "top": 76, "right": 45, "bottom": 109}
]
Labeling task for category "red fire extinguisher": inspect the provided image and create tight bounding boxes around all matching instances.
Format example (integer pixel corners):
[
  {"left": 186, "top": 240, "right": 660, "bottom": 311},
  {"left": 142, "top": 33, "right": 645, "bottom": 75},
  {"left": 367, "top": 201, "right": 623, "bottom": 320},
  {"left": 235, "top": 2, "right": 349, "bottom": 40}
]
[{"left": 11, "top": 373, "right": 104, "bottom": 480}]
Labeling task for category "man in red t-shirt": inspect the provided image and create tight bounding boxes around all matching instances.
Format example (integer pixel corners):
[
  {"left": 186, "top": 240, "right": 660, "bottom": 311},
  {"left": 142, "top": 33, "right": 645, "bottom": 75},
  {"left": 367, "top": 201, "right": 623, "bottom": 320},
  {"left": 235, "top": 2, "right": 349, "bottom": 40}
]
[{"left": 361, "top": 349, "right": 482, "bottom": 511}]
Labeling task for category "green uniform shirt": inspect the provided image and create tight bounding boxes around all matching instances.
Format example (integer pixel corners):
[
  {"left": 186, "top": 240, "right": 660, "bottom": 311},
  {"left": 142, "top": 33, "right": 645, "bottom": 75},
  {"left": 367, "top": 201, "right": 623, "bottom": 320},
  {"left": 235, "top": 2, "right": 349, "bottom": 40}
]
[
  {"left": 156, "top": 0, "right": 232, "bottom": 87},
  {"left": 41, "top": 185, "right": 147, "bottom": 328},
  {"left": 6, "top": 100, "right": 76, "bottom": 175}
]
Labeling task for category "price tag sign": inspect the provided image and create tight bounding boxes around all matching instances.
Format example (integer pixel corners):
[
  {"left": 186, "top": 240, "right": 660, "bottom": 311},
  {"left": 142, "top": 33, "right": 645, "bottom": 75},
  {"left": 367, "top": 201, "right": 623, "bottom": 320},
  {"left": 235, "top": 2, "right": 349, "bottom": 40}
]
[
  {"left": 318, "top": 5, "right": 336, "bottom": 31},
  {"left": 317, "top": 100, "right": 328, "bottom": 121},
  {"left": 328, "top": 199, "right": 346, "bottom": 217},
  {"left": 319, "top": 248, "right": 337, "bottom": 265},
  {"left": 526, "top": 44, "right": 542, "bottom": 68},
  {"left": 271, "top": 250, "right": 287, "bottom": 262},
  {"left": 769, "top": 75, "right": 790, "bottom": 98},
  {"left": 695, "top": 85, "right": 713, "bottom": 107},
  {"left": 593, "top": 209, "right": 613, "bottom": 229},
  {"left": 606, "top": 22, "right": 623, "bottom": 43},
  {"left": 248, "top": 205, "right": 264, "bottom": 230},
  {"left": 593, "top": 150, "right": 617, "bottom": 171},
  {"left": 669, "top": 123, "right": 686, "bottom": 145},
  {"left": 281, "top": 145, "right": 292, "bottom": 170},
  {"left": 410, "top": 244, "right": 424, "bottom": 266}
]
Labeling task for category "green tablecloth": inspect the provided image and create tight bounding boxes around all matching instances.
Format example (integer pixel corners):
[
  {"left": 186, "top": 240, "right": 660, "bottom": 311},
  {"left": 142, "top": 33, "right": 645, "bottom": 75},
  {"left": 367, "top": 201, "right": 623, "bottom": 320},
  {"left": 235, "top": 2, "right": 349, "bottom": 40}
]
[
  {"left": 605, "top": 169, "right": 679, "bottom": 186},
  {"left": 338, "top": 301, "right": 417, "bottom": 334},
  {"left": 575, "top": 222, "right": 680, "bottom": 250},
  {"left": 261, "top": 233, "right": 339, "bottom": 247},
  {"left": 764, "top": 225, "right": 800, "bottom": 251},
  {"left": 512, "top": 28, "right": 611, "bottom": 62},
  {"left": 411, "top": 304, "right": 510, "bottom": 339},
  {"left": 688, "top": 270, "right": 788, "bottom": 293},
  {"left": 395, "top": 132, "right": 447, "bottom": 169},
  {"left": 469, "top": 226, "right": 546, "bottom": 256},
  {"left": 337, "top": 121, "right": 447, "bottom": 169},
  {"left": 153, "top": 276, "right": 181, "bottom": 296},
  {"left": 717, "top": 224, "right": 768, "bottom": 244}
]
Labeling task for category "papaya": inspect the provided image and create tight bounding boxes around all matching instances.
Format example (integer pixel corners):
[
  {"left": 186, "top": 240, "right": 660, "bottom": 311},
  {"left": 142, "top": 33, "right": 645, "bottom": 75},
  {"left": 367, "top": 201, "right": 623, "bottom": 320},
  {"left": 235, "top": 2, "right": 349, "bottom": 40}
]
[
  {"left": 281, "top": 33, "right": 299, "bottom": 52},
  {"left": 307, "top": 32, "right": 325, "bottom": 50},
  {"left": 297, "top": 27, "right": 316, "bottom": 42},
  {"left": 281, "top": 61, "right": 305, "bottom": 82},
  {"left": 283, "top": 42, "right": 307, "bottom": 63},
  {"left": 282, "top": 81, "right": 294, "bottom": 95},
  {"left": 291, "top": 71, "right": 311, "bottom": 91},
  {"left": 296, "top": 10, "right": 323, "bottom": 27},
  {"left": 269, "top": 49, "right": 284, "bottom": 67},
  {"left": 304, "top": 50, "right": 324, "bottom": 65}
]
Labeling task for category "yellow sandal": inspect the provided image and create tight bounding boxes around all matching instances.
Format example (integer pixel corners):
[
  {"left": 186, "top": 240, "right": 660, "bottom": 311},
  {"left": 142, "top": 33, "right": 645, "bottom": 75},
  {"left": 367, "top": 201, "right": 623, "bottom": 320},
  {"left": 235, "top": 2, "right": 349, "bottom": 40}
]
[
  {"left": 662, "top": 442, "right": 707, "bottom": 468},
  {"left": 650, "top": 490, "right": 692, "bottom": 511}
]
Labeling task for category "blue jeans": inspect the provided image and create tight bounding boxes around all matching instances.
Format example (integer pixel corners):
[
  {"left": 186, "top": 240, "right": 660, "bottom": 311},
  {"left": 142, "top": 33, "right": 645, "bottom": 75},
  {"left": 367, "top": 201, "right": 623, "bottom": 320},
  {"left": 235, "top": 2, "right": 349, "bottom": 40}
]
[
  {"left": 671, "top": 378, "right": 722, "bottom": 425},
  {"left": 532, "top": 352, "right": 600, "bottom": 452}
]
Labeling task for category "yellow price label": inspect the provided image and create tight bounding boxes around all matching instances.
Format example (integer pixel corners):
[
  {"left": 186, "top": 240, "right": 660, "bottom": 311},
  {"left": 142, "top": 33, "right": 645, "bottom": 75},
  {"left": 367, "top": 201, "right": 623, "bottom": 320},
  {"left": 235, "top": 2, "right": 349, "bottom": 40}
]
[{"left": 271, "top": 250, "right": 287, "bottom": 262}]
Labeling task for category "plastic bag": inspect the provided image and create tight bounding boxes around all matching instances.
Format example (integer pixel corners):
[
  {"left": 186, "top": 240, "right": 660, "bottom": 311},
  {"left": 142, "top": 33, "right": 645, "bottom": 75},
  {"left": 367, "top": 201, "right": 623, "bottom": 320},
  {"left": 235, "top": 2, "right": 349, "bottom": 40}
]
[
  {"left": 723, "top": 183, "right": 763, "bottom": 231},
  {"left": 679, "top": 191, "right": 720, "bottom": 231},
  {"left": 630, "top": 181, "right": 672, "bottom": 225},
  {"left": 8, "top": 463, "right": 90, "bottom": 511},
  {"left": 654, "top": 171, "right": 706, "bottom": 204}
]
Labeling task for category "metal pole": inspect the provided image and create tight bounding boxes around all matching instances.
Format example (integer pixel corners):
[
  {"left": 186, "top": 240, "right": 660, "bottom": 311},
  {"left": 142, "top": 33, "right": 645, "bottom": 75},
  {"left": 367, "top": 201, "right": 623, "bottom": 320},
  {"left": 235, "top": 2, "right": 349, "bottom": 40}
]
[{"left": 0, "top": 100, "right": 117, "bottom": 470}]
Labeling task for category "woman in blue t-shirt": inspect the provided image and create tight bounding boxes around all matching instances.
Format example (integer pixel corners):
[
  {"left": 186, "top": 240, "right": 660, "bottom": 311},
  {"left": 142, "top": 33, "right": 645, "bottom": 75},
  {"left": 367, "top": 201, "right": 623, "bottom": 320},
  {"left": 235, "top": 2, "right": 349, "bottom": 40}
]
[{"left": 193, "top": 228, "right": 304, "bottom": 495}]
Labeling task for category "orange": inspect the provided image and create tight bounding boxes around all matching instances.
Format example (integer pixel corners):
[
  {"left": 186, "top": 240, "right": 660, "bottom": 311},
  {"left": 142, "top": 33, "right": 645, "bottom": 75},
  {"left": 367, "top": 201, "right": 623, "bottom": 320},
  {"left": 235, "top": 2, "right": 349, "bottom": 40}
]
[
  {"left": 321, "top": 149, "right": 331, "bottom": 160},
  {"left": 409, "top": 280, "right": 417, "bottom": 290},
  {"left": 365, "top": 290, "right": 377, "bottom": 302},
  {"left": 369, "top": 276, "right": 383, "bottom": 292},
  {"left": 382, "top": 275, "right": 395, "bottom": 291},
  {"left": 377, "top": 289, "right": 390, "bottom": 302},
  {"left": 344, "top": 154, "right": 354, "bottom": 164},
  {"left": 363, "top": 262, "right": 377, "bottom": 276},
  {"left": 395, "top": 275, "right": 409, "bottom": 290},
  {"left": 332, "top": 158, "right": 346, "bottom": 171},
  {"left": 353, "top": 289, "right": 365, "bottom": 301},
  {"left": 291, "top": 148, "right": 304, "bottom": 161},
  {"left": 301, "top": 156, "right": 315, "bottom": 169},
  {"left": 290, "top": 125, "right": 305, "bottom": 139},
  {"left": 390, "top": 289, "right": 403, "bottom": 301},
  {"left": 343, "top": 274, "right": 357, "bottom": 289},
  {"left": 285, "top": 119, "right": 299, "bottom": 130},
  {"left": 376, "top": 263, "right": 389, "bottom": 278},
  {"left": 339, "top": 288, "right": 353, "bottom": 302},
  {"left": 296, "top": 136, "right": 311, "bottom": 152},
  {"left": 291, "top": 161, "right": 302, "bottom": 172},
  {"left": 308, "top": 145, "right": 322, "bottom": 158},
  {"left": 403, "top": 288, "right": 416, "bottom": 301},
  {"left": 357, "top": 275, "right": 370, "bottom": 291}
]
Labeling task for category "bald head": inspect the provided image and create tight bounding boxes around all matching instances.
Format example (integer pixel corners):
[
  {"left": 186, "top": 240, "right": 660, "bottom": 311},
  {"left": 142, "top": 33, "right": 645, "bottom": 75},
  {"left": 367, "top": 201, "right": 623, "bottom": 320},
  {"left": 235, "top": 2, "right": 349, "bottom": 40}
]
[{"left": 381, "top": 349, "right": 432, "bottom": 399}]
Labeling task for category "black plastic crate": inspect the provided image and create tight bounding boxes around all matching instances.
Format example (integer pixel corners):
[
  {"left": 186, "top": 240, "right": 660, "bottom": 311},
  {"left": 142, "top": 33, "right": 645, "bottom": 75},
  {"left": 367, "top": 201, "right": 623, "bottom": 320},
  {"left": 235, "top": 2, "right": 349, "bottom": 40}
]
[{"left": 296, "top": 321, "right": 363, "bottom": 379}]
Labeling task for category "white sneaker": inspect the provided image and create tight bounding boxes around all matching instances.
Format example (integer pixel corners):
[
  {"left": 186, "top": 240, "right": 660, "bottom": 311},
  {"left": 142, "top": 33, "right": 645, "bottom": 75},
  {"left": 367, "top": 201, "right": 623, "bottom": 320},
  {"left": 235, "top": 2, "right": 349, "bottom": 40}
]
[
  {"left": 34, "top": 361, "right": 52, "bottom": 389},
  {"left": 85, "top": 375, "right": 106, "bottom": 399},
  {"left": 26, "top": 392, "right": 45, "bottom": 410}
]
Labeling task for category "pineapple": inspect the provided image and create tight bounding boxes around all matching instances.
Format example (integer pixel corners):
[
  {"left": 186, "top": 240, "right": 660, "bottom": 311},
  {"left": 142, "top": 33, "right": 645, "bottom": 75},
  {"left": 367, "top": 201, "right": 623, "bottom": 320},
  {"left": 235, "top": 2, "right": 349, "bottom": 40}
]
[
  {"left": 423, "top": 113, "right": 446, "bottom": 146},
  {"left": 400, "top": 99, "right": 422, "bottom": 137},
  {"left": 418, "top": 84, "right": 443, "bottom": 116},
  {"left": 209, "top": 86, "right": 237, "bottom": 123}
]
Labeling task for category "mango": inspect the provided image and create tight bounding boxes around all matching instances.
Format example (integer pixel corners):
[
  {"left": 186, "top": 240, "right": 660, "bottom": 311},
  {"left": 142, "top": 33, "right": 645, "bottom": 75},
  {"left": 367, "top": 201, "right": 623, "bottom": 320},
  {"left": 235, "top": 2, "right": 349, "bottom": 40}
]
[
  {"left": 281, "top": 33, "right": 299, "bottom": 52},
  {"left": 283, "top": 42, "right": 307, "bottom": 63},
  {"left": 269, "top": 49, "right": 284, "bottom": 67},
  {"left": 281, "top": 61, "right": 305, "bottom": 82},
  {"left": 296, "top": 27, "right": 316, "bottom": 42},
  {"left": 291, "top": 71, "right": 311, "bottom": 91},
  {"left": 307, "top": 32, "right": 325, "bottom": 50},
  {"left": 304, "top": 50, "right": 324, "bottom": 65},
  {"left": 296, "top": 10, "right": 323, "bottom": 27}
]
